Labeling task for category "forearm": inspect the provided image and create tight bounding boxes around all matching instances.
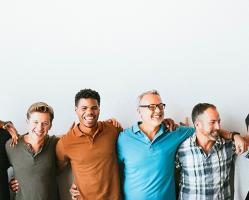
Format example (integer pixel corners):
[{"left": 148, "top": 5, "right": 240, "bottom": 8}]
[
  {"left": 218, "top": 129, "right": 233, "bottom": 140},
  {"left": 243, "top": 135, "right": 249, "bottom": 144}
]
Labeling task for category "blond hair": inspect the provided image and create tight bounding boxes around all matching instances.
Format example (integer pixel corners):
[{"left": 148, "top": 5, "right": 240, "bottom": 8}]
[{"left": 27, "top": 102, "right": 54, "bottom": 123}]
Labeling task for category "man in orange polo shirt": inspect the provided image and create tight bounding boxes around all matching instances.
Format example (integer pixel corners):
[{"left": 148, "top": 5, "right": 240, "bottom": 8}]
[{"left": 56, "top": 89, "right": 122, "bottom": 200}]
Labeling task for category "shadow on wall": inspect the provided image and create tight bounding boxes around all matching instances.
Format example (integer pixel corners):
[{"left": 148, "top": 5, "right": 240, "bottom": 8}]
[{"left": 8, "top": 165, "right": 73, "bottom": 200}]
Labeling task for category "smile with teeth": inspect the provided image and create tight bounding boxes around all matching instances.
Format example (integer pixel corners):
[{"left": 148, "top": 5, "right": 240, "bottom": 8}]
[
  {"left": 84, "top": 116, "right": 95, "bottom": 122},
  {"left": 152, "top": 115, "right": 162, "bottom": 119}
]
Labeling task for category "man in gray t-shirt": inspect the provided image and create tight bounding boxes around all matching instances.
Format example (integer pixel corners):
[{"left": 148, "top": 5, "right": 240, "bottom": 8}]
[{"left": 6, "top": 102, "right": 59, "bottom": 200}]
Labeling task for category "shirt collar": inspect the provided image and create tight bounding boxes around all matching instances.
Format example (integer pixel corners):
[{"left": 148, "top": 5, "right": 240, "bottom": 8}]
[
  {"left": 73, "top": 121, "right": 103, "bottom": 137},
  {"left": 132, "top": 122, "right": 141, "bottom": 134},
  {"left": 132, "top": 122, "right": 167, "bottom": 136}
]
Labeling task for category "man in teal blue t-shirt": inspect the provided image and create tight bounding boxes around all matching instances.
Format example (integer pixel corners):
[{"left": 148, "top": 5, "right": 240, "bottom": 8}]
[{"left": 117, "top": 90, "right": 194, "bottom": 200}]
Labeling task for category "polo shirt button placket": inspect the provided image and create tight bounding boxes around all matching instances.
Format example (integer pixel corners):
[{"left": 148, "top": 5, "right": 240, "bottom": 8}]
[
  {"left": 33, "top": 156, "right": 37, "bottom": 164},
  {"left": 149, "top": 144, "right": 153, "bottom": 152}
]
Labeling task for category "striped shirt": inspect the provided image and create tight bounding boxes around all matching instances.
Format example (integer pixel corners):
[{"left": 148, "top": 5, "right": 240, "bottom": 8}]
[{"left": 177, "top": 133, "right": 234, "bottom": 200}]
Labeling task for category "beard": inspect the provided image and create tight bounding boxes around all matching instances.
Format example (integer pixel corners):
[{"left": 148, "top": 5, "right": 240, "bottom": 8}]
[{"left": 208, "top": 130, "right": 219, "bottom": 141}]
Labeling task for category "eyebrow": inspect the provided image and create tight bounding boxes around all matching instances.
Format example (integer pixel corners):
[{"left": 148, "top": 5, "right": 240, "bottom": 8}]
[
  {"left": 79, "top": 105, "right": 98, "bottom": 108},
  {"left": 209, "top": 119, "right": 220, "bottom": 122}
]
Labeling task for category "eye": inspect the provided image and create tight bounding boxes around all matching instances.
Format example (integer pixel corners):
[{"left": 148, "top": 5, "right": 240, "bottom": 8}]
[
  {"left": 42, "top": 122, "right": 50, "bottom": 126},
  {"left": 91, "top": 106, "right": 99, "bottom": 110},
  {"left": 146, "top": 105, "right": 154, "bottom": 110},
  {"left": 81, "top": 107, "right": 88, "bottom": 111}
]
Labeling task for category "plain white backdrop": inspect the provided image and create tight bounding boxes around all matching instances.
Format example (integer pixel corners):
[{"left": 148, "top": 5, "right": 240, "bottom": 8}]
[
  {"left": 0, "top": 1, "right": 248, "bottom": 199},
  {"left": 0, "top": 0, "right": 248, "bottom": 135}
]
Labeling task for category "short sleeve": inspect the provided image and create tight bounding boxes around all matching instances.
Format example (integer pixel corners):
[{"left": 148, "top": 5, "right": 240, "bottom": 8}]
[{"left": 55, "top": 138, "right": 69, "bottom": 170}]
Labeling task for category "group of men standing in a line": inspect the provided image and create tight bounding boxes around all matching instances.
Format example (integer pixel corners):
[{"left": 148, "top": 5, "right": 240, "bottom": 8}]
[{"left": 0, "top": 88, "right": 249, "bottom": 200}]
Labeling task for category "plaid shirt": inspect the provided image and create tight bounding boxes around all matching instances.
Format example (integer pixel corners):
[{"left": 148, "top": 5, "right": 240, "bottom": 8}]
[{"left": 177, "top": 133, "right": 234, "bottom": 200}]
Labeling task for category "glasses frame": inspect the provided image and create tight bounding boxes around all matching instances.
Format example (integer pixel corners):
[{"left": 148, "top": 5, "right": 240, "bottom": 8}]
[{"left": 139, "top": 103, "right": 166, "bottom": 111}]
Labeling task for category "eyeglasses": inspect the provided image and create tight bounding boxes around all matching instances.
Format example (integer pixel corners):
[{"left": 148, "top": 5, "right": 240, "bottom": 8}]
[{"left": 139, "top": 103, "right": 166, "bottom": 111}]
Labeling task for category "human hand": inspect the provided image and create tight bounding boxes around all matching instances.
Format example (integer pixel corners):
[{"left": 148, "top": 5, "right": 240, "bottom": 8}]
[
  {"left": 106, "top": 118, "right": 123, "bottom": 129},
  {"left": 234, "top": 134, "right": 248, "bottom": 154},
  {"left": 162, "top": 118, "right": 178, "bottom": 131},
  {"left": 9, "top": 178, "right": 19, "bottom": 193},
  {"left": 70, "top": 183, "right": 80, "bottom": 200},
  {"left": 3, "top": 121, "right": 18, "bottom": 146}
]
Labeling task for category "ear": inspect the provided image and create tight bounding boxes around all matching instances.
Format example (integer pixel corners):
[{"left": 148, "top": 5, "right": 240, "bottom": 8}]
[{"left": 194, "top": 120, "right": 200, "bottom": 128}]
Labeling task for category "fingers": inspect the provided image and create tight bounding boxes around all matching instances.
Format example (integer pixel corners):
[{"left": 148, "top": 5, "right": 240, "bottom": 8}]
[
  {"left": 235, "top": 141, "right": 248, "bottom": 155},
  {"left": 9, "top": 130, "right": 19, "bottom": 146},
  {"left": 106, "top": 118, "right": 122, "bottom": 129},
  {"left": 70, "top": 183, "right": 80, "bottom": 200},
  {"left": 9, "top": 179, "right": 19, "bottom": 192},
  {"left": 4, "top": 123, "right": 19, "bottom": 146},
  {"left": 164, "top": 118, "right": 177, "bottom": 132},
  {"left": 233, "top": 134, "right": 248, "bottom": 155},
  {"left": 235, "top": 143, "right": 243, "bottom": 155}
]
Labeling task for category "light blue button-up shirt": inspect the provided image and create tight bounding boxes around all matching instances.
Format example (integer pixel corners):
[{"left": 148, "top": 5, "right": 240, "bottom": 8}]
[{"left": 117, "top": 123, "right": 194, "bottom": 200}]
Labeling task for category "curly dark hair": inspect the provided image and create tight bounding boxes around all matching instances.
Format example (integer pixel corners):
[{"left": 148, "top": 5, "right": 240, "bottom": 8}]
[{"left": 75, "top": 89, "right": 100, "bottom": 106}]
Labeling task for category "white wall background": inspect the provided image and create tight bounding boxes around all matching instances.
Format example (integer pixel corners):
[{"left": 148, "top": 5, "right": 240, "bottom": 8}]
[
  {"left": 1, "top": 0, "right": 249, "bottom": 199},
  {"left": 0, "top": 0, "right": 248, "bottom": 135}
]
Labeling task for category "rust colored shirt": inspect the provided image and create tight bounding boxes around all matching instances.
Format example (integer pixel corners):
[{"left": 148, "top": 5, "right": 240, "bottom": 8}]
[{"left": 56, "top": 121, "right": 122, "bottom": 200}]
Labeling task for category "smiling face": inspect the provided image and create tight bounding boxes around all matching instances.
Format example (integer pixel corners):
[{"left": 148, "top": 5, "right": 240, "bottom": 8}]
[
  {"left": 138, "top": 93, "right": 165, "bottom": 128},
  {"left": 27, "top": 112, "right": 52, "bottom": 139},
  {"left": 195, "top": 107, "right": 221, "bottom": 141},
  {"left": 75, "top": 98, "right": 100, "bottom": 128}
]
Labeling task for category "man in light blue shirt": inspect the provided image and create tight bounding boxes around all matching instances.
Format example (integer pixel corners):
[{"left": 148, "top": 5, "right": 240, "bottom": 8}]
[{"left": 117, "top": 90, "right": 195, "bottom": 200}]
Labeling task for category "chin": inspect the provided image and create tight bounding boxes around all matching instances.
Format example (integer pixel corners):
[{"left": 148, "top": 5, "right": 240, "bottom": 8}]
[
  {"left": 84, "top": 123, "right": 96, "bottom": 128},
  {"left": 151, "top": 121, "right": 162, "bottom": 127}
]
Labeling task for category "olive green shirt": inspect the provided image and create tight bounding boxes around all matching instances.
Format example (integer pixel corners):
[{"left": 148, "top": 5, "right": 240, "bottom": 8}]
[{"left": 6, "top": 134, "right": 59, "bottom": 200}]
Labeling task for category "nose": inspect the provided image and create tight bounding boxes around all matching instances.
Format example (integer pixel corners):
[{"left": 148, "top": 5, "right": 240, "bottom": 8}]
[
  {"left": 214, "top": 122, "right": 220, "bottom": 130},
  {"left": 36, "top": 123, "right": 46, "bottom": 131},
  {"left": 154, "top": 106, "right": 164, "bottom": 113},
  {"left": 85, "top": 107, "right": 94, "bottom": 114}
]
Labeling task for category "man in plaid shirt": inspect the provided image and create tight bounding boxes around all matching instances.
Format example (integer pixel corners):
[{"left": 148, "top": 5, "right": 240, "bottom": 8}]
[{"left": 177, "top": 103, "right": 248, "bottom": 200}]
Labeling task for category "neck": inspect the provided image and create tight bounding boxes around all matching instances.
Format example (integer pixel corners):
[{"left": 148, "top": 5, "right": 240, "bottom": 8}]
[
  {"left": 196, "top": 131, "right": 215, "bottom": 154},
  {"left": 139, "top": 123, "right": 160, "bottom": 141},
  {"left": 24, "top": 134, "right": 46, "bottom": 153},
  {"left": 79, "top": 123, "right": 98, "bottom": 135}
]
